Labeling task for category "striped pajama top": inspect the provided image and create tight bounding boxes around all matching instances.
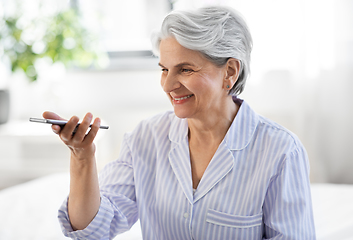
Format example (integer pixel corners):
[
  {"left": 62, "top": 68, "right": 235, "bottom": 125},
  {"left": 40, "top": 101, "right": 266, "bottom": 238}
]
[{"left": 58, "top": 99, "right": 316, "bottom": 239}]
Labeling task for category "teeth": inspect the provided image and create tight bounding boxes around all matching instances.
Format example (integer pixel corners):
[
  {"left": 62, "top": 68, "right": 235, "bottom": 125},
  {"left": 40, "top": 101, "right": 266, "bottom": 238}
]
[{"left": 174, "top": 94, "right": 193, "bottom": 101}]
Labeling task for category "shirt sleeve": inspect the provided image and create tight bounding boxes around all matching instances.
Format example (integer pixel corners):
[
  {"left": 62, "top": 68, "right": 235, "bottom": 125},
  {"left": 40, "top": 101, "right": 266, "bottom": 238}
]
[
  {"left": 58, "top": 195, "right": 117, "bottom": 239},
  {"left": 57, "top": 133, "right": 138, "bottom": 239},
  {"left": 262, "top": 145, "right": 316, "bottom": 239}
]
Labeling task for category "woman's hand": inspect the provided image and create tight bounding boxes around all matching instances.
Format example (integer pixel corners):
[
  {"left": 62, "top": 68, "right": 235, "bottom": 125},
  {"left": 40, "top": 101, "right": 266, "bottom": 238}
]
[
  {"left": 43, "top": 111, "right": 102, "bottom": 230},
  {"left": 42, "top": 111, "right": 101, "bottom": 161}
]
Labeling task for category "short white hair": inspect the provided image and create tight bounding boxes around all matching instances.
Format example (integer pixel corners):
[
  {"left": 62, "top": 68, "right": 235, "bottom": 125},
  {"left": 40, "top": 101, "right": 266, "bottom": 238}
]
[{"left": 151, "top": 6, "right": 253, "bottom": 96}]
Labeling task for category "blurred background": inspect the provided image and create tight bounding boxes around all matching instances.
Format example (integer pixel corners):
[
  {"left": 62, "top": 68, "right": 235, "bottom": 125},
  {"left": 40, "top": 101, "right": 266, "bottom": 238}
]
[{"left": 0, "top": 0, "right": 352, "bottom": 190}]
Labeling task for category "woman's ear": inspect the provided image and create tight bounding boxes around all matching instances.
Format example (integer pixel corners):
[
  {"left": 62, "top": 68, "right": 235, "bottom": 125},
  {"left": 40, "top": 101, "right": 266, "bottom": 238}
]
[{"left": 224, "top": 58, "right": 241, "bottom": 89}]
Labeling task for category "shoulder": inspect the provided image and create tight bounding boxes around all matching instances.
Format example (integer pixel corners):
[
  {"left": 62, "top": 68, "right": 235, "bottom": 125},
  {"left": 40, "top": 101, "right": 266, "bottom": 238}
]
[
  {"left": 228, "top": 99, "right": 303, "bottom": 154},
  {"left": 257, "top": 114, "right": 298, "bottom": 141},
  {"left": 236, "top": 99, "right": 305, "bottom": 156},
  {"left": 252, "top": 113, "right": 309, "bottom": 175},
  {"left": 246, "top": 107, "right": 310, "bottom": 176},
  {"left": 256, "top": 114, "right": 303, "bottom": 152}
]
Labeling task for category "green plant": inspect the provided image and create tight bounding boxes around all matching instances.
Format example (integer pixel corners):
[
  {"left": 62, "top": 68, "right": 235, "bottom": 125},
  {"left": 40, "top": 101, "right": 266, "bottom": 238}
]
[{"left": 0, "top": 8, "right": 103, "bottom": 81}]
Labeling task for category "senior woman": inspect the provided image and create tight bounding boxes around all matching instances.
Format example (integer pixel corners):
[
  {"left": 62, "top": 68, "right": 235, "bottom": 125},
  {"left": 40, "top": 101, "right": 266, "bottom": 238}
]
[{"left": 44, "top": 6, "right": 316, "bottom": 240}]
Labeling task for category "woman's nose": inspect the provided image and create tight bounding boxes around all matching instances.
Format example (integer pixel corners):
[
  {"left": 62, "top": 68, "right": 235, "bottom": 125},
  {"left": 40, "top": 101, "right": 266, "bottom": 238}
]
[{"left": 161, "top": 72, "right": 180, "bottom": 93}]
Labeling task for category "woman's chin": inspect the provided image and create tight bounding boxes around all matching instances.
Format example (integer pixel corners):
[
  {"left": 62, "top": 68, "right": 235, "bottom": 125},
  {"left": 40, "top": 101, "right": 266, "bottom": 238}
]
[
  {"left": 173, "top": 112, "right": 188, "bottom": 119},
  {"left": 173, "top": 108, "right": 192, "bottom": 119}
]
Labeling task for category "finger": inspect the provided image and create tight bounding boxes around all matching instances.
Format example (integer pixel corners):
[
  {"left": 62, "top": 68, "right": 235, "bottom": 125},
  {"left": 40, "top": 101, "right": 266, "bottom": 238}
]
[
  {"left": 60, "top": 116, "right": 80, "bottom": 142},
  {"left": 43, "top": 111, "right": 67, "bottom": 135},
  {"left": 42, "top": 111, "right": 66, "bottom": 121},
  {"left": 72, "top": 113, "right": 93, "bottom": 143},
  {"left": 83, "top": 117, "right": 101, "bottom": 145},
  {"left": 52, "top": 124, "right": 62, "bottom": 134}
]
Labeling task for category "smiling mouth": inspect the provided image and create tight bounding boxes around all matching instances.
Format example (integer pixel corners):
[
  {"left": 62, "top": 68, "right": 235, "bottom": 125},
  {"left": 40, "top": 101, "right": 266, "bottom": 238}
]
[{"left": 173, "top": 94, "right": 194, "bottom": 101}]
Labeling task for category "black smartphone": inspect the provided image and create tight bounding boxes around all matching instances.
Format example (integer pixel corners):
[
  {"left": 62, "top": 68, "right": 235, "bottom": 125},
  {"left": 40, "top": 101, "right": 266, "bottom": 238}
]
[{"left": 29, "top": 118, "right": 109, "bottom": 129}]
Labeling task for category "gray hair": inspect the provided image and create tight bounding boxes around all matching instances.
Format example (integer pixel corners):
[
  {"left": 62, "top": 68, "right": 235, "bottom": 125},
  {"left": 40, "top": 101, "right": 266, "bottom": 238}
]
[{"left": 151, "top": 6, "right": 253, "bottom": 96}]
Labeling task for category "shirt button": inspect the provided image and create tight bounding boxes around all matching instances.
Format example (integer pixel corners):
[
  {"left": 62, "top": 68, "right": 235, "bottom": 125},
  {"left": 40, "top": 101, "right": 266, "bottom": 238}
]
[{"left": 183, "top": 213, "right": 189, "bottom": 219}]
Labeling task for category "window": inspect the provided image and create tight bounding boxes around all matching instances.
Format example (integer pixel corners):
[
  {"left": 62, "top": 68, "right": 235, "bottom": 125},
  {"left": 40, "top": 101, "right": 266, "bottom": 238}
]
[
  {"left": 79, "top": 0, "right": 170, "bottom": 51},
  {"left": 78, "top": 0, "right": 171, "bottom": 69}
]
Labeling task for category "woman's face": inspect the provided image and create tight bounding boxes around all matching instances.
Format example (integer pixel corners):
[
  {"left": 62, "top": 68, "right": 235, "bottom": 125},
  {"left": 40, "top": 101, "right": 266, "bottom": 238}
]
[{"left": 159, "top": 37, "right": 229, "bottom": 120}]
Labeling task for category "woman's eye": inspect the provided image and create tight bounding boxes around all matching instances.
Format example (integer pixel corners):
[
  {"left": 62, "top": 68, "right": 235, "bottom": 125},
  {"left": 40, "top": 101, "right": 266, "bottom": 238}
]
[
  {"left": 181, "top": 69, "right": 193, "bottom": 73},
  {"left": 161, "top": 68, "right": 168, "bottom": 72}
]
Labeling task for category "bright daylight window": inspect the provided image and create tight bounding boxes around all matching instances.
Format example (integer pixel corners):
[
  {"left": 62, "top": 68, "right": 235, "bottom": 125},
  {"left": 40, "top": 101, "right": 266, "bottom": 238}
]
[
  {"left": 0, "top": 0, "right": 171, "bottom": 72},
  {"left": 77, "top": 0, "right": 171, "bottom": 69},
  {"left": 78, "top": 0, "right": 171, "bottom": 52}
]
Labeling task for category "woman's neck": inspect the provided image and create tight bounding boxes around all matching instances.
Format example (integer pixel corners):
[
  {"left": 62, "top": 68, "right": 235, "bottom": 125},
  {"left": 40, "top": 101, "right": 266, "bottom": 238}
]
[{"left": 187, "top": 97, "right": 239, "bottom": 145}]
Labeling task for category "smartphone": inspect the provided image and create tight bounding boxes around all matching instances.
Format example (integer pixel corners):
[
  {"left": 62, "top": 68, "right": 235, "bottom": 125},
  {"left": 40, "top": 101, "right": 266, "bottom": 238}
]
[{"left": 29, "top": 118, "right": 109, "bottom": 129}]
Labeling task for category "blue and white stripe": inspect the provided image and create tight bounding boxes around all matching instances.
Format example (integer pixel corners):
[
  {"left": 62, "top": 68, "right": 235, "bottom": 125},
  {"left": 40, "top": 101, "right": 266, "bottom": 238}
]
[{"left": 58, "top": 100, "right": 316, "bottom": 239}]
